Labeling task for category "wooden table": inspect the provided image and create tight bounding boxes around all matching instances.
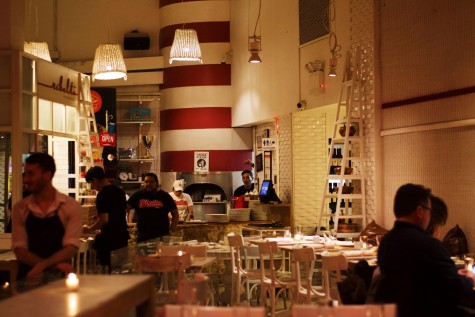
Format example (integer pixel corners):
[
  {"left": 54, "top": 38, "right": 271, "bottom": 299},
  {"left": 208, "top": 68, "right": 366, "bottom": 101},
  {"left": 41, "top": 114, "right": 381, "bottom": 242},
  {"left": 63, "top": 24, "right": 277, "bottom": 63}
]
[{"left": 0, "top": 275, "right": 155, "bottom": 317}]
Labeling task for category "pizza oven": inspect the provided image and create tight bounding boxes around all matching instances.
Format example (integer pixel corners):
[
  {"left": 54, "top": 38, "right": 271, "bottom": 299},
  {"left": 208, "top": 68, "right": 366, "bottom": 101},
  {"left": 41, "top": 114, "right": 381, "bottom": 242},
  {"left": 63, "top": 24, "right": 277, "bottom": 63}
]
[{"left": 178, "top": 172, "right": 232, "bottom": 221}]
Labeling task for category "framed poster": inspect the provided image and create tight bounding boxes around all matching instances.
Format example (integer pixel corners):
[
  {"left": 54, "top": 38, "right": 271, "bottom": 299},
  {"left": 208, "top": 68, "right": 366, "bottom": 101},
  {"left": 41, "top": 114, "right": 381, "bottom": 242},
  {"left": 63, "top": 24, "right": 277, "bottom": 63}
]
[
  {"left": 194, "top": 151, "right": 209, "bottom": 173},
  {"left": 255, "top": 153, "right": 263, "bottom": 172}
]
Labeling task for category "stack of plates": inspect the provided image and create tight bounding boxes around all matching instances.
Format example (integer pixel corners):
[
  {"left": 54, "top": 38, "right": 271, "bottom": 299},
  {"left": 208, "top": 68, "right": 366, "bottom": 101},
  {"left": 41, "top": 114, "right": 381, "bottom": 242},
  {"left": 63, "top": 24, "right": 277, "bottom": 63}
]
[
  {"left": 228, "top": 208, "right": 251, "bottom": 222},
  {"left": 205, "top": 214, "right": 229, "bottom": 223}
]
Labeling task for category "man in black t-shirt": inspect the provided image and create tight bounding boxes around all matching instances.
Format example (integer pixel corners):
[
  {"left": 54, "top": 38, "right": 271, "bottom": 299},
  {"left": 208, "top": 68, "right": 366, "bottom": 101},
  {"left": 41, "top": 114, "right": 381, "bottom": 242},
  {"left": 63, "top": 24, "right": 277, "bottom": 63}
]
[
  {"left": 233, "top": 170, "right": 255, "bottom": 197},
  {"left": 127, "top": 173, "right": 178, "bottom": 243},
  {"left": 84, "top": 167, "right": 129, "bottom": 272}
]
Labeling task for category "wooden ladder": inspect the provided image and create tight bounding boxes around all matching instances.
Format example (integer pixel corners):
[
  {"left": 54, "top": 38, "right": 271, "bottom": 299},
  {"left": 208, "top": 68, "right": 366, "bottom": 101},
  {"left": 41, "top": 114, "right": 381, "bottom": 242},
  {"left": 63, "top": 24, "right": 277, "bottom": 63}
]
[{"left": 318, "top": 51, "right": 366, "bottom": 239}]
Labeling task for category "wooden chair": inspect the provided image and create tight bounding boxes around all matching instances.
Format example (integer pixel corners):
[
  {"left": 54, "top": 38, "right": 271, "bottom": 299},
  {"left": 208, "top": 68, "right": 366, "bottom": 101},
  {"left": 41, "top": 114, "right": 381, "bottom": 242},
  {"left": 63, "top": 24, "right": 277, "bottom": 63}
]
[
  {"left": 256, "top": 240, "right": 296, "bottom": 317},
  {"left": 290, "top": 246, "right": 325, "bottom": 304},
  {"left": 291, "top": 303, "right": 397, "bottom": 317},
  {"left": 321, "top": 252, "right": 348, "bottom": 304},
  {"left": 227, "top": 234, "right": 261, "bottom": 305},
  {"left": 164, "top": 305, "right": 266, "bottom": 317}
]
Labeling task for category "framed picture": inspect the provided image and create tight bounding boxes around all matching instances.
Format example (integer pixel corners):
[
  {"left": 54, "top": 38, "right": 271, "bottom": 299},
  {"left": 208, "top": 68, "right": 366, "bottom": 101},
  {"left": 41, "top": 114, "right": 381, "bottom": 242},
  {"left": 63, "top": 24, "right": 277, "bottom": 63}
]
[
  {"left": 262, "top": 129, "right": 270, "bottom": 138},
  {"left": 257, "top": 135, "right": 262, "bottom": 150},
  {"left": 255, "top": 153, "right": 263, "bottom": 172}
]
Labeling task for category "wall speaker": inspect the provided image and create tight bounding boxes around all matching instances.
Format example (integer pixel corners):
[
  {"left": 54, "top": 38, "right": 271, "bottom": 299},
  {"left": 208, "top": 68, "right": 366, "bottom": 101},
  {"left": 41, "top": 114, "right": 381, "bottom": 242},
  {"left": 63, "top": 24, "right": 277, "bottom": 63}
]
[{"left": 124, "top": 31, "right": 150, "bottom": 50}]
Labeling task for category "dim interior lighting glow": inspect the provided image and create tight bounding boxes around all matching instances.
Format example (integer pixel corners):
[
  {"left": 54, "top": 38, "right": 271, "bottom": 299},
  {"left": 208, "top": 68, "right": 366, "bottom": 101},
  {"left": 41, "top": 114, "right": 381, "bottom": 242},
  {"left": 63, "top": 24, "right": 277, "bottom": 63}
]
[{"left": 169, "top": 29, "right": 203, "bottom": 64}]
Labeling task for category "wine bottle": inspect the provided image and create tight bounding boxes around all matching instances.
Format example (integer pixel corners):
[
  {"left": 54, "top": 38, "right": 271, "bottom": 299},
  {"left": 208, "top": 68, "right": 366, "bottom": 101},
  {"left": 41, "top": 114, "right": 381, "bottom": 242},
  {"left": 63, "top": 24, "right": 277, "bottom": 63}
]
[{"left": 329, "top": 217, "right": 334, "bottom": 228}]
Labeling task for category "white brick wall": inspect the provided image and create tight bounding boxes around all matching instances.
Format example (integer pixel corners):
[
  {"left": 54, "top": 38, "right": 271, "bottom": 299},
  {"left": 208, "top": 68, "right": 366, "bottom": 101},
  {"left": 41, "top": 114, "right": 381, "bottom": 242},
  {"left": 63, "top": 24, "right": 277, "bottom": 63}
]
[{"left": 350, "top": 0, "right": 377, "bottom": 224}]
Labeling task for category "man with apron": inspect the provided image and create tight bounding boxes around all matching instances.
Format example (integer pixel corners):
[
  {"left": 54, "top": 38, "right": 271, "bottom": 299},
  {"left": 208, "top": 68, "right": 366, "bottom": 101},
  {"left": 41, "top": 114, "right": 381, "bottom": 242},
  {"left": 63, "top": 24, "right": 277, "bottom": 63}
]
[{"left": 11, "top": 153, "right": 82, "bottom": 281}]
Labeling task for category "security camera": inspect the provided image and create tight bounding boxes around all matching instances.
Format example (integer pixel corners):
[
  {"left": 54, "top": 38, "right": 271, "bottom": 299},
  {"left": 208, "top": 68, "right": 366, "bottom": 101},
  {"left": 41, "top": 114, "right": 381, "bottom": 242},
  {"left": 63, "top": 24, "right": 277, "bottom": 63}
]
[{"left": 297, "top": 100, "right": 306, "bottom": 110}]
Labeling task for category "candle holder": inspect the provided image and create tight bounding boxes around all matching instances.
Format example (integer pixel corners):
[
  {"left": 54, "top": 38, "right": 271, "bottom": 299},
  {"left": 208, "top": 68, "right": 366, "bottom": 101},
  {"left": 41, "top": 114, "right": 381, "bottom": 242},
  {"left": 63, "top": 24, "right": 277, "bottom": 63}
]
[{"left": 65, "top": 273, "right": 79, "bottom": 292}]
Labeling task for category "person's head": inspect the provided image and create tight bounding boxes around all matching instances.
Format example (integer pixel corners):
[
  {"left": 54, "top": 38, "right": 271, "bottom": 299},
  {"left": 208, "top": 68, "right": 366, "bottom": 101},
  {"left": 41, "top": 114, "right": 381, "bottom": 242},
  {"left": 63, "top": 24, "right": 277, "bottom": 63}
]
[
  {"left": 172, "top": 180, "right": 184, "bottom": 196},
  {"left": 241, "top": 170, "right": 253, "bottom": 188},
  {"left": 393, "top": 183, "right": 432, "bottom": 229},
  {"left": 427, "top": 195, "right": 448, "bottom": 239},
  {"left": 143, "top": 173, "right": 159, "bottom": 192},
  {"left": 85, "top": 166, "right": 106, "bottom": 190},
  {"left": 23, "top": 152, "right": 56, "bottom": 193}
]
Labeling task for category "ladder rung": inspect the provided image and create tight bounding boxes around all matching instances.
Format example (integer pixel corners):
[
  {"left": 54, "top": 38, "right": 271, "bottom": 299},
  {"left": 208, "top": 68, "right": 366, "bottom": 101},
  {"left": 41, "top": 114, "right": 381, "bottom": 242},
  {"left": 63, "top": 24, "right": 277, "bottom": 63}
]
[
  {"left": 338, "top": 215, "right": 363, "bottom": 219},
  {"left": 335, "top": 119, "right": 362, "bottom": 124}
]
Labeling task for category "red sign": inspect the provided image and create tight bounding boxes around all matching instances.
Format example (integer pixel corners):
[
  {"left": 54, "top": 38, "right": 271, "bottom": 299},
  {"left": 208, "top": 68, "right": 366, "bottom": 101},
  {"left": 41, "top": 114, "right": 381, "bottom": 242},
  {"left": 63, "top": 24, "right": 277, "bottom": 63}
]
[
  {"left": 99, "top": 133, "right": 116, "bottom": 147},
  {"left": 91, "top": 90, "right": 103, "bottom": 113}
]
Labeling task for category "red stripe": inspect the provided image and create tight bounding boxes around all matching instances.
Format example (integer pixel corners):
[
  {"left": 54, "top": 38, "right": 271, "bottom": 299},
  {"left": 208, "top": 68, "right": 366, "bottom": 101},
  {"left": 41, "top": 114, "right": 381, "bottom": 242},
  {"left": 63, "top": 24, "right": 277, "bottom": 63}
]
[
  {"left": 161, "top": 150, "right": 252, "bottom": 172},
  {"left": 160, "top": 107, "right": 231, "bottom": 131},
  {"left": 159, "top": 22, "right": 230, "bottom": 49},
  {"left": 159, "top": 0, "right": 206, "bottom": 9},
  {"left": 161, "top": 64, "right": 231, "bottom": 89}
]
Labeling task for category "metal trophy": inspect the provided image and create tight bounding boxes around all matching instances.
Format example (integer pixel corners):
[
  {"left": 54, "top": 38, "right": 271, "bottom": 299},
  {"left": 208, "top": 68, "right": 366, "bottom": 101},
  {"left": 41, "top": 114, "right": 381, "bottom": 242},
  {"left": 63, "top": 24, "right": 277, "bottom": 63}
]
[{"left": 141, "top": 135, "right": 155, "bottom": 159}]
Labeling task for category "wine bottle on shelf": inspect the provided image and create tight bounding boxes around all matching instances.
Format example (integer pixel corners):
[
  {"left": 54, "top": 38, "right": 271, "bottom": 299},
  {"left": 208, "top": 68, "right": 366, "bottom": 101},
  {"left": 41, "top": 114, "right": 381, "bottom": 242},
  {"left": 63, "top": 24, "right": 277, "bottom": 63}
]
[
  {"left": 329, "top": 183, "right": 333, "bottom": 193},
  {"left": 329, "top": 217, "right": 335, "bottom": 228},
  {"left": 348, "top": 201, "right": 353, "bottom": 224}
]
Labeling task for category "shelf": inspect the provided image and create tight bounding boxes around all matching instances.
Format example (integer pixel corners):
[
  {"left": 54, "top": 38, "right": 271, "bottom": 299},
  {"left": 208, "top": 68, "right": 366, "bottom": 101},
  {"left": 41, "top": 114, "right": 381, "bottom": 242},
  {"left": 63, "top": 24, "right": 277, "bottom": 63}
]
[
  {"left": 324, "top": 194, "right": 364, "bottom": 199},
  {"left": 117, "top": 121, "right": 154, "bottom": 124},
  {"left": 327, "top": 175, "right": 363, "bottom": 180},
  {"left": 119, "top": 158, "right": 154, "bottom": 162}
]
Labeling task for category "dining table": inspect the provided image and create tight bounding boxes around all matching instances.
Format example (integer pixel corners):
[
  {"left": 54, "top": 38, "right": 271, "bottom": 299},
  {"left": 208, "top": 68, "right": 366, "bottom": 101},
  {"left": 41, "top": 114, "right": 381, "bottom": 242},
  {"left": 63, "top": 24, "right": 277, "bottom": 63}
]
[{"left": 0, "top": 274, "right": 156, "bottom": 317}]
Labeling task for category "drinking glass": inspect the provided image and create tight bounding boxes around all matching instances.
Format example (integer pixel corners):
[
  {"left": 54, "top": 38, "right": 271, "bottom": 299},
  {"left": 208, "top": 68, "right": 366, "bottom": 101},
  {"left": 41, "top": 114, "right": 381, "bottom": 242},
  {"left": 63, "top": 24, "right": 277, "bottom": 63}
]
[
  {"left": 464, "top": 253, "right": 474, "bottom": 271},
  {"left": 330, "top": 228, "right": 338, "bottom": 240},
  {"left": 359, "top": 235, "right": 368, "bottom": 250}
]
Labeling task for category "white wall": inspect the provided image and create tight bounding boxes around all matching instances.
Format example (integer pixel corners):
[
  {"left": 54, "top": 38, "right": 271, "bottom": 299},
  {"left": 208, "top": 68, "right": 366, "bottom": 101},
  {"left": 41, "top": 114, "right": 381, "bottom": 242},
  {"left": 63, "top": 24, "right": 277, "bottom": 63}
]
[{"left": 230, "top": 0, "right": 300, "bottom": 127}]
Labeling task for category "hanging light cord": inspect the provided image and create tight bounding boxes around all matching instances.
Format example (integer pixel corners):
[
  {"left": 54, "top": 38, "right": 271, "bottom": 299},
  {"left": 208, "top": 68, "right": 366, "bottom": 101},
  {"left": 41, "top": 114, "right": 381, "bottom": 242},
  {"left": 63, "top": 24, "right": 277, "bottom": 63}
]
[
  {"left": 252, "top": 0, "right": 262, "bottom": 38},
  {"left": 328, "top": 0, "right": 341, "bottom": 59}
]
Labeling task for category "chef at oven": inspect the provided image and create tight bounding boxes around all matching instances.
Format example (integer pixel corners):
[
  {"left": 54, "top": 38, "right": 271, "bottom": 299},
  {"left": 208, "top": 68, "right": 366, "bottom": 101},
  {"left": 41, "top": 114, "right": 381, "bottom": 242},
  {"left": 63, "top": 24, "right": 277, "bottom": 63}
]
[{"left": 169, "top": 180, "right": 194, "bottom": 222}]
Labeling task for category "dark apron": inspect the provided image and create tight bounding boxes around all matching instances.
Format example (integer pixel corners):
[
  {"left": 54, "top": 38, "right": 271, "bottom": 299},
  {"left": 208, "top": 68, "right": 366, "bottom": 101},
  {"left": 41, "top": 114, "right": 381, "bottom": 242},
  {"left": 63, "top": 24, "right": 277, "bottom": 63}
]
[{"left": 17, "top": 209, "right": 65, "bottom": 280}]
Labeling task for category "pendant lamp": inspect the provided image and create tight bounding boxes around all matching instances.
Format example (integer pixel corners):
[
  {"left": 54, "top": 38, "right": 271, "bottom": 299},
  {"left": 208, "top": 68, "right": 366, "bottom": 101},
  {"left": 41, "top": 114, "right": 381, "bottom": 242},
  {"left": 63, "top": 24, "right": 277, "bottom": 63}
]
[
  {"left": 24, "top": 42, "right": 52, "bottom": 62},
  {"left": 91, "top": 0, "right": 127, "bottom": 81},
  {"left": 92, "top": 44, "right": 127, "bottom": 81},
  {"left": 169, "top": 29, "right": 203, "bottom": 64},
  {"left": 248, "top": 0, "right": 262, "bottom": 64},
  {"left": 23, "top": 0, "right": 51, "bottom": 62}
]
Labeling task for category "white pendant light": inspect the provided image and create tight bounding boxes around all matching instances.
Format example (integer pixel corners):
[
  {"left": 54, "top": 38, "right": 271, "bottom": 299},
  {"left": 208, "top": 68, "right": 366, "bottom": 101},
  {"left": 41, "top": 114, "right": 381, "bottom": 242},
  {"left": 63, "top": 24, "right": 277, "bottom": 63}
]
[
  {"left": 24, "top": 0, "right": 51, "bottom": 62},
  {"left": 91, "top": 0, "right": 127, "bottom": 81},
  {"left": 24, "top": 42, "right": 52, "bottom": 62},
  {"left": 169, "top": 29, "right": 203, "bottom": 64},
  {"left": 92, "top": 44, "right": 127, "bottom": 81}
]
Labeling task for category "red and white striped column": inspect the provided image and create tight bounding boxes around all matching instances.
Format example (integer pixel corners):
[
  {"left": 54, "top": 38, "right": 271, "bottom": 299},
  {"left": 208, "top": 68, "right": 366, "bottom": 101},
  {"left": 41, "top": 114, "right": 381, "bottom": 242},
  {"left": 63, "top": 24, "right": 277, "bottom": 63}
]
[{"left": 159, "top": 0, "right": 252, "bottom": 175}]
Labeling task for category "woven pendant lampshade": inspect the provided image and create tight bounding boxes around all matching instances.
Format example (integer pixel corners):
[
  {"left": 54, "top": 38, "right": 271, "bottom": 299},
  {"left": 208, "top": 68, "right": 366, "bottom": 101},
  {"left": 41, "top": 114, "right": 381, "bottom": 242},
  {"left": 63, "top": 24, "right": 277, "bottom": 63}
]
[
  {"left": 24, "top": 42, "right": 52, "bottom": 62},
  {"left": 169, "top": 29, "right": 203, "bottom": 64},
  {"left": 92, "top": 44, "right": 127, "bottom": 81}
]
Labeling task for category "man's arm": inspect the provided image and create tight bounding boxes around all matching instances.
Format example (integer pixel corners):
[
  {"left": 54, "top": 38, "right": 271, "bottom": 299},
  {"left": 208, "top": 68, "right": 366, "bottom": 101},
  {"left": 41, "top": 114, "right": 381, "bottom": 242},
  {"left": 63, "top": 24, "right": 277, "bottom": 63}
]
[
  {"left": 15, "top": 244, "right": 78, "bottom": 277},
  {"left": 169, "top": 209, "right": 179, "bottom": 232},
  {"left": 83, "top": 213, "right": 108, "bottom": 232}
]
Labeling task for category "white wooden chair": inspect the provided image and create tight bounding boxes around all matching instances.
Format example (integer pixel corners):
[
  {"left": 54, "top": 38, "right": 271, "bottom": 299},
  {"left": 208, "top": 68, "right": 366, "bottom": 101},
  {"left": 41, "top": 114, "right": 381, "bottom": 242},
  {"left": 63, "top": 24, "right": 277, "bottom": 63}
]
[
  {"left": 290, "top": 246, "right": 325, "bottom": 304},
  {"left": 291, "top": 303, "right": 397, "bottom": 317},
  {"left": 321, "top": 252, "right": 348, "bottom": 304},
  {"left": 256, "top": 240, "right": 296, "bottom": 317},
  {"left": 227, "top": 234, "right": 261, "bottom": 305},
  {"left": 164, "top": 305, "right": 266, "bottom": 317}
]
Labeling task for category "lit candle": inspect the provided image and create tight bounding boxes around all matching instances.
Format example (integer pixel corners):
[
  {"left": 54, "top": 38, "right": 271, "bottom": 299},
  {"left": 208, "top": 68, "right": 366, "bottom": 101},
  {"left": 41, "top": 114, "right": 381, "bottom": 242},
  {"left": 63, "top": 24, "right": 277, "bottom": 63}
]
[
  {"left": 65, "top": 273, "right": 79, "bottom": 292},
  {"left": 177, "top": 250, "right": 183, "bottom": 256}
]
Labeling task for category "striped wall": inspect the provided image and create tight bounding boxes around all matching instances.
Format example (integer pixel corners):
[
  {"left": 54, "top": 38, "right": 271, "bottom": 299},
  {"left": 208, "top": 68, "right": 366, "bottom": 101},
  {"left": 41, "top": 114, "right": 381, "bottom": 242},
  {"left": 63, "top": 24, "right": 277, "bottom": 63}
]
[{"left": 158, "top": 0, "right": 252, "bottom": 173}]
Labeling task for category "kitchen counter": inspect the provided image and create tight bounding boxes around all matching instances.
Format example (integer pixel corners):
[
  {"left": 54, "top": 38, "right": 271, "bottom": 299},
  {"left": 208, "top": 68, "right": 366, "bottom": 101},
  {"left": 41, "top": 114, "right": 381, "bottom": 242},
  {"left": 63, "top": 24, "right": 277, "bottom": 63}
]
[{"left": 177, "top": 221, "right": 272, "bottom": 243}]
